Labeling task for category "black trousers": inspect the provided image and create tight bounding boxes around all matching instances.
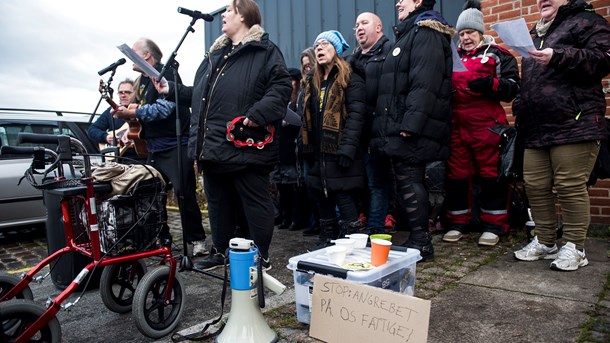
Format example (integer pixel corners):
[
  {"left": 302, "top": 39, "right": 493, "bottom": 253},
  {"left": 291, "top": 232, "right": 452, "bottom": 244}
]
[
  {"left": 204, "top": 167, "right": 274, "bottom": 258},
  {"left": 377, "top": 157, "right": 429, "bottom": 233},
  {"left": 148, "top": 146, "right": 205, "bottom": 242}
]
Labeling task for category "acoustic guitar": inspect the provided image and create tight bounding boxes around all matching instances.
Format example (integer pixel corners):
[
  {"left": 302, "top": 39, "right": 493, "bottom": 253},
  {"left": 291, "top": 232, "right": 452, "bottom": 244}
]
[{"left": 98, "top": 80, "right": 148, "bottom": 157}]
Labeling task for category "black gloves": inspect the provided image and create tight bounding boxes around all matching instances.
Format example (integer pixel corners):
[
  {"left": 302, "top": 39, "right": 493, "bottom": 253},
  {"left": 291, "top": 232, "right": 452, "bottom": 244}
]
[
  {"left": 337, "top": 154, "right": 352, "bottom": 168},
  {"left": 467, "top": 76, "right": 494, "bottom": 93}
]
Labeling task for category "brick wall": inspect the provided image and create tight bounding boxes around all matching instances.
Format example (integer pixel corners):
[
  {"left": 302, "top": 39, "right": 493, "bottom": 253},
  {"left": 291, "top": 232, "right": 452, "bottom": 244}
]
[{"left": 480, "top": 0, "right": 610, "bottom": 224}]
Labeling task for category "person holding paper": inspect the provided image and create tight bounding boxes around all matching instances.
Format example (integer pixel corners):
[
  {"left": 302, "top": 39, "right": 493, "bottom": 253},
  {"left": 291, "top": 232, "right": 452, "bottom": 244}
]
[
  {"left": 513, "top": 0, "right": 610, "bottom": 271},
  {"left": 370, "top": 0, "right": 453, "bottom": 262},
  {"left": 300, "top": 30, "right": 366, "bottom": 251},
  {"left": 442, "top": 0, "right": 520, "bottom": 247},
  {"left": 113, "top": 37, "right": 208, "bottom": 257},
  {"left": 154, "top": 0, "right": 291, "bottom": 271}
]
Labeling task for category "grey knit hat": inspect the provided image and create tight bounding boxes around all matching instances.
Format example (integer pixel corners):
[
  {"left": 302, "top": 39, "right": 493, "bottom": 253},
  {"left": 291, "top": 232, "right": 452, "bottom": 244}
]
[{"left": 456, "top": 0, "right": 484, "bottom": 33}]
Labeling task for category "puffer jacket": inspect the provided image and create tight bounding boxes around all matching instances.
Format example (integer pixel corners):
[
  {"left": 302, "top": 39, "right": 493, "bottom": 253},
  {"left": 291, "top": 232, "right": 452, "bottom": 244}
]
[
  {"left": 513, "top": 0, "right": 610, "bottom": 148},
  {"left": 301, "top": 62, "right": 366, "bottom": 193},
  {"left": 170, "top": 25, "right": 292, "bottom": 166},
  {"left": 348, "top": 35, "right": 393, "bottom": 149},
  {"left": 371, "top": 9, "right": 454, "bottom": 163},
  {"left": 453, "top": 35, "right": 520, "bottom": 127}
]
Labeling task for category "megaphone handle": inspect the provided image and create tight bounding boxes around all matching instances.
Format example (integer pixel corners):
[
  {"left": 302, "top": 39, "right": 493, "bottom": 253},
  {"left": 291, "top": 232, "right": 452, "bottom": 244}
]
[{"left": 257, "top": 262, "right": 265, "bottom": 308}]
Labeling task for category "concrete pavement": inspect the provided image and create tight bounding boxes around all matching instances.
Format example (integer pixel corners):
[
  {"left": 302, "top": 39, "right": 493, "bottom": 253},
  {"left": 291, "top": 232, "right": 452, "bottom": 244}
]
[
  {"left": 170, "top": 213, "right": 610, "bottom": 343},
  {"left": 1, "top": 210, "right": 608, "bottom": 342}
]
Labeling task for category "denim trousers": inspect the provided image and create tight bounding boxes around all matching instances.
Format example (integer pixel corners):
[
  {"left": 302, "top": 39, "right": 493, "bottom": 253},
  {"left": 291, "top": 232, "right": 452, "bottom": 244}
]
[
  {"left": 363, "top": 151, "right": 391, "bottom": 231},
  {"left": 523, "top": 141, "right": 599, "bottom": 249},
  {"left": 315, "top": 190, "right": 359, "bottom": 225}
]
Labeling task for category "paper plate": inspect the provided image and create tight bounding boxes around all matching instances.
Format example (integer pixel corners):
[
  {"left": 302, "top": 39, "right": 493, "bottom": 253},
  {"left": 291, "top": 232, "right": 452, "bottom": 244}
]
[{"left": 341, "top": 261, "right": 372, "bottom": 271}]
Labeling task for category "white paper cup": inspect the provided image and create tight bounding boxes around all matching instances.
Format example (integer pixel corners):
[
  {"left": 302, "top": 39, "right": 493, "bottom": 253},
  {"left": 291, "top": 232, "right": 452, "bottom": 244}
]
[
  {"left": 326, "top": 245, "right": 347, "bottom": 265},
  {"left": 331, "top": 238, "right": 355, "bottom": 255},
  {"left": 345, "top": 233, "right": 368, "bottom": 249}
]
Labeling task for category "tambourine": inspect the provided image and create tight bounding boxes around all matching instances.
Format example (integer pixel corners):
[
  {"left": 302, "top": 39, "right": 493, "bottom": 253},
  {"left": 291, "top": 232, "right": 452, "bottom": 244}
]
[{"left": 226, "top": 116, "right": 274, "bottom": 149}]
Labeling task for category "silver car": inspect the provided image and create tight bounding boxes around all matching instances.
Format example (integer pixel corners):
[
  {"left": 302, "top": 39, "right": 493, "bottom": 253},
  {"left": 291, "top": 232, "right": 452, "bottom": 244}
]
[{"left": 0, "top": 109, "right": 100, "bottom": 230}]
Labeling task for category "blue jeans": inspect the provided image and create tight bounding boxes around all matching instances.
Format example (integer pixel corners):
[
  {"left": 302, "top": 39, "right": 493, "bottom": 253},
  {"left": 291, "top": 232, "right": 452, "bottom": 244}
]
[{"left": 364, "top": 151, "right": 390, "bottom": 232}]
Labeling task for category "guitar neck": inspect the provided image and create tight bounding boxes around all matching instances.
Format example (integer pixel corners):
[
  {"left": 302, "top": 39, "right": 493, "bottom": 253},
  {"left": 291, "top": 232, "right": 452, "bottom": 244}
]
[{"left": 105, "top": 98, "right": 119, "bottom": 110}]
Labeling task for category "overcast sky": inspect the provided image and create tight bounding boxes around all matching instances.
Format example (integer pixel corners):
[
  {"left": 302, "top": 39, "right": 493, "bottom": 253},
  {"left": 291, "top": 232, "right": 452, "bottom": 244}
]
[{"left": 0, "top": 0, "right": 227, "bottom": 114}]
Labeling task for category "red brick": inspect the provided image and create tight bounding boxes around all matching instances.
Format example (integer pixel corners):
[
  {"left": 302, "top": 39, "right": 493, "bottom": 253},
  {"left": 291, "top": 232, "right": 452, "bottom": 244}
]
[
  {"left": 588, "top": 188, "right": 609, "bottom": 197},
  {"left": 491, "top": 3, "right": 516, "bottom": 14}
]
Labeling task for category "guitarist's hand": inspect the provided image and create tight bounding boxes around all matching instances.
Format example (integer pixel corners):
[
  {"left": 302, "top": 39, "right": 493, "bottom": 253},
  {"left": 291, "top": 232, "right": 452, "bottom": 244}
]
[
  {"left": 112, "top": 105, "right": 136, "bottom": 120},
  {"left": 152, "top": 78, "right": 169, "bottom": 95}
]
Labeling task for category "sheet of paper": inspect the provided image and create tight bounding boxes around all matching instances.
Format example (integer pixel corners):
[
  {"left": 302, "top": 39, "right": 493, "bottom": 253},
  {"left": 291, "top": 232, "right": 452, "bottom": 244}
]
[
  {"left": 117, "top": 44, "right": 167, "bottom": 84},
  {"left": 491, "top": 18, "right": 536, "bottom": 58},
  {"left": 451, "top": 40, "right": 468, "bottom": 72}
]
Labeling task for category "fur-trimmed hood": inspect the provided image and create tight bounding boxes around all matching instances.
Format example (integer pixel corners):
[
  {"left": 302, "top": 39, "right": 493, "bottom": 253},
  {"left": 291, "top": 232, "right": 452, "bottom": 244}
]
[
  {"left": 394, "top": 9, "right": 455, "bottom": 38},
  {"left": 209, "top": 24, "right": 265, "bottom": 52}
]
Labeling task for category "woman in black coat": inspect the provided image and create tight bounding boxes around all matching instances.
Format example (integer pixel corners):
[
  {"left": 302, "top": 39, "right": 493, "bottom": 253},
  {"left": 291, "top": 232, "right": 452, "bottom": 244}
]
[
  {"left": 371, "top": 0, "right": 454, "bottom": 262},
  {"left": 301, "top": 30, "right": 366, "bottom": 251},
  {"left": 157, "top": 0, "right": 291, "bottom": 271}
]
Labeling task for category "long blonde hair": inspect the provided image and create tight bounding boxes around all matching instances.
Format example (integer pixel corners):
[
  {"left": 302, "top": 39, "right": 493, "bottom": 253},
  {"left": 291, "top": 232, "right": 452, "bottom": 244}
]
[{"left": 311, "top": 55, "right": 351, "bottom": 94}]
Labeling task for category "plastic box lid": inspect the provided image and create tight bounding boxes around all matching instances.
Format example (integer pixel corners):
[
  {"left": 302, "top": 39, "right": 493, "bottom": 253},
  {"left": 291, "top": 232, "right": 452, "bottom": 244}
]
[{"left": 287, "top": 245, "right": 421, "bottom": 283}]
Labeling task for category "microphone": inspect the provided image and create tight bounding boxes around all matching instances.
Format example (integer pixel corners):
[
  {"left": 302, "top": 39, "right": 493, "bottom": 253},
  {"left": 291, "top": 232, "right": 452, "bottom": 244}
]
[
  {"left": 177, "top": 7, "right": 214, "bottom": 22},
  {"left": 98, "top": 58, "right": 126, "bottom": 76}
]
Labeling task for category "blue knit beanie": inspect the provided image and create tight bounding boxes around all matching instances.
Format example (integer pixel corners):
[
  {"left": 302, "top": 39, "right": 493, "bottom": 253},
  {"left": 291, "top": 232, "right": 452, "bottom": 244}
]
[{"left": 314, "top": 30, "right": 350, "bottom": 55}]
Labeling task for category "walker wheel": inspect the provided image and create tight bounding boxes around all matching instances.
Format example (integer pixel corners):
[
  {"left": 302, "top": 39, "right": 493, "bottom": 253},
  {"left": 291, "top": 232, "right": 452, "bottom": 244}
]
[
  {"left": 132, "top": 266, "right": 185, "bottom": 338},
  {"left": 0, "top": 273, "right": 33, "bottom": 302},
  {"left": 1, "top": 273, "right": 34, "bottom": 334},
  {"left": 99, "top": 259, "right": 147, "bottom": 313},
  {"left": 0, "top": 299, "right": 61, "bottom": 342}
]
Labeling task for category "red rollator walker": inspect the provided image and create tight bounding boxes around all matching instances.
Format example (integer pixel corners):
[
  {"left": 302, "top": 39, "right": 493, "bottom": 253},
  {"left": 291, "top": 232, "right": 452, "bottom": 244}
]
[{"left": 0, "top": 133, "right": 185, "bottom": 342}]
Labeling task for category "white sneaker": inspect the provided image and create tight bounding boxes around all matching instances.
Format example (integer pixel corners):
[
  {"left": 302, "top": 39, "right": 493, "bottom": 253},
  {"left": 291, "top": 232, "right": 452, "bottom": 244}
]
[
  {"left": 550, "top": 242, "right": 588, "bottom": 271},
  {"left": 514, "top": 236, "right": 559, "bottom": 261},
  {"left": 443, "top": 230, "right": 463, "bottom": 242},
  {"left": 192, "top": 240, "right": 209, "bottom": 257},
  {"left": 478, "top": 232, "right": 499, "bottom": 246}
]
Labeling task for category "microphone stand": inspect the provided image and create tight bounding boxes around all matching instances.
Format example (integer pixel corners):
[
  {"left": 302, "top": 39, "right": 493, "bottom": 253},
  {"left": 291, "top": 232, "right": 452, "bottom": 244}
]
[
  {"left": 157, "top": 17, "right": 196, "bottom": 83},
  {"left": 160, "top": 17, "right": 197, "bottom": 272},
  {"left": 90, "top": 69, "right": 120, "bottom": 160}
]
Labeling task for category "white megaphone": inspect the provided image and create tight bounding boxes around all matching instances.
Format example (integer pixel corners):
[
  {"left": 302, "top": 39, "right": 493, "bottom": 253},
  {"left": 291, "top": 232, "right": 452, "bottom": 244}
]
[{"left": 216, "top": 238, "right": 286, "bottom": 343}]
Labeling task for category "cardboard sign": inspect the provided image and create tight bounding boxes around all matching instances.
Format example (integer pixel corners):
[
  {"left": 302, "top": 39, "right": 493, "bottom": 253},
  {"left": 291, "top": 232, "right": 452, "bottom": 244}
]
[{"left": 310, "top": 274, "right": 430, "bottom": 343}]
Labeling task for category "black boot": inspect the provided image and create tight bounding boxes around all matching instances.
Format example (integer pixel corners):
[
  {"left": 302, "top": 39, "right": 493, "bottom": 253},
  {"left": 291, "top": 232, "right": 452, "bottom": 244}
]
[
  {"left": 403, "top": 230, "right": 435, "bottom": 262},
  {"left": 308, "top": 219, "right": 339, "bottom": 252},
  {"left": 338, "top": 220, "right": 363, "bottom": 238}
]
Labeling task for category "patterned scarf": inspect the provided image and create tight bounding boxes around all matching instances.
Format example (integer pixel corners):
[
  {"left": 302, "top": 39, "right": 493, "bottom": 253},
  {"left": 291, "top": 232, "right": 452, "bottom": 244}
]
[{"left": 301, "top": 75, "right": 347, "bottom": 154}]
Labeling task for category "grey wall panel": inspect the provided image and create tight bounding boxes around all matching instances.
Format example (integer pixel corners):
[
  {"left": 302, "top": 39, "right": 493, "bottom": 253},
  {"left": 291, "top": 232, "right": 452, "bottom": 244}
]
[{"left": 204, "top": 0, "right": 459, "bottom": 69}]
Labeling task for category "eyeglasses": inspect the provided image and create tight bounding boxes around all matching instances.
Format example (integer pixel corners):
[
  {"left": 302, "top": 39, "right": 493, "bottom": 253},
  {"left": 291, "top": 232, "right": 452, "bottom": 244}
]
[
  {"left": 118, "top": 90, "right": 133, "bottom": 95},
  {"left": 314, "top": 40, "right": 331, "bottom": 49},
  {"left": 353, "top": 21, "right": 369, "bottom": 31}
]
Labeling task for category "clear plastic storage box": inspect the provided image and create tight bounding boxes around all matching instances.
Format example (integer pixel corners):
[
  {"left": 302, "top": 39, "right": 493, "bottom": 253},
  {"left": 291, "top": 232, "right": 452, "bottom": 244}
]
[{"left": 286, "top": 246, "right": 421, "bottom": 324}]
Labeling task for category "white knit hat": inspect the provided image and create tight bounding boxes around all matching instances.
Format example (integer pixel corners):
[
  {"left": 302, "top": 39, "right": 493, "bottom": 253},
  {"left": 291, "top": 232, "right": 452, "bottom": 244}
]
[{"left": 456, "top": 0, "right": 484, "bottom": 33}]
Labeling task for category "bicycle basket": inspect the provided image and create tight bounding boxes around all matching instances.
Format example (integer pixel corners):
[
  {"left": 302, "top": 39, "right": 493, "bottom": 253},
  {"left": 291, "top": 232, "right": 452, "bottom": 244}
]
[{"left": 98, "top": 178, "right": 167, "bottom": 255}]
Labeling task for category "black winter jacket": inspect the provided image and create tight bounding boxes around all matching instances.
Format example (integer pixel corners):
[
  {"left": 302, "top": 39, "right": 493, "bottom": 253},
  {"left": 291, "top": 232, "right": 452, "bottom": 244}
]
[
  {"left": 348, "top": 35, "right": 393, "bottom": 149},
  {"left": 513, "top": 0, "right": 610, "bottom": 148},
  {"left": 301, "top": 63, "right": 367, "bottom": 193},
  {"left": 371, "top": 9, "right": 454, "bottom": 164},
  {"left": 170, "top": 25, "right": 291, "bottom": 166}
]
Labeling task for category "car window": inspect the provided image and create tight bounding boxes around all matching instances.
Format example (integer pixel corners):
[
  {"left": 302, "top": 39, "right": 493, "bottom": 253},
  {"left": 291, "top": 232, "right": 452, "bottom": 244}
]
[{"left": 0, "top": 122, "right": 77, "bottom": 159}]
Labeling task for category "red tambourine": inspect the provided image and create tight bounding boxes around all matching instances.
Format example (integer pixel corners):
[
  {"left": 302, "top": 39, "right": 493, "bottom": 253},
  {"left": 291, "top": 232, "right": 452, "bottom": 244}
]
[{"left": 225, "top": 116, "right": 274, "bottom": 149}]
